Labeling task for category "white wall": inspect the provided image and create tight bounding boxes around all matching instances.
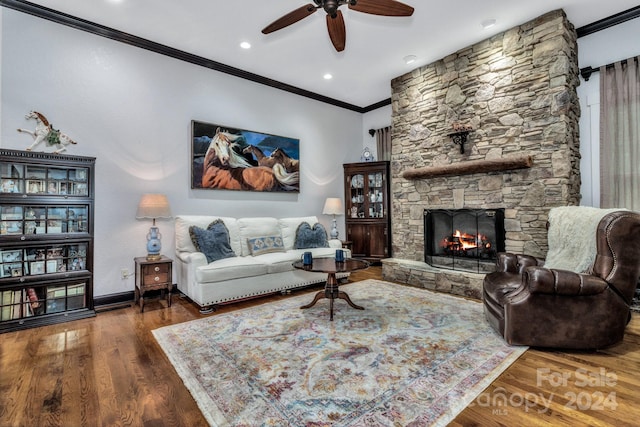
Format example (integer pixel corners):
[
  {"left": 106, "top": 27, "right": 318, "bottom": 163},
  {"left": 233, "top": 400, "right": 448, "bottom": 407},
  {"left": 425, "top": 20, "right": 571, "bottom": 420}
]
[
  {"left": 577, "top": 17, "right": 640, "bottom": 207},
  {"left": 1, "top": 9, "right": 364, "bottom": 297}
]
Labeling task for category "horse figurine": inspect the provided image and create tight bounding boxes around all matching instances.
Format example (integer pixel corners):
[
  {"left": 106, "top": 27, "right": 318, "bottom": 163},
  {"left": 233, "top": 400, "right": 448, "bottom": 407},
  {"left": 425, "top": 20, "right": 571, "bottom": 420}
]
[
  {"left": 17, "top": 111, "right": 78, "bottom": 154},
  {"left": 202, "top": 128, "right": 299, "bottom": 191}
]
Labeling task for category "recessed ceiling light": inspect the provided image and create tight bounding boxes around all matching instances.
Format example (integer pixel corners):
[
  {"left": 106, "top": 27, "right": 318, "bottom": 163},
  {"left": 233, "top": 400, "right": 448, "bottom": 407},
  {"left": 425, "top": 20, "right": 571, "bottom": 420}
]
[
  {"left": 481, "top": 19, "right": 496, "bottom": 29},
  {"left": 240, "top": 41, "right": 251, "bottom": 49},
  {"left": 323, "top": 73, "right": 333, "bottom": 80},
  {"left": 403, "top": 55, "right": 417, "bottom": 65}
]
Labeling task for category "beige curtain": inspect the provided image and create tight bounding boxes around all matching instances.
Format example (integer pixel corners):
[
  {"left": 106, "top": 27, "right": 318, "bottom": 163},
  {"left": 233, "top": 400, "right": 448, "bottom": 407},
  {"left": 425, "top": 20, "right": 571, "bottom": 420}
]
[
  {"left": 375, "top": 126, "right": 392, "bottom": 161},
  {"left": 600, "top": 56, "right": 640, "bottom": 210}
]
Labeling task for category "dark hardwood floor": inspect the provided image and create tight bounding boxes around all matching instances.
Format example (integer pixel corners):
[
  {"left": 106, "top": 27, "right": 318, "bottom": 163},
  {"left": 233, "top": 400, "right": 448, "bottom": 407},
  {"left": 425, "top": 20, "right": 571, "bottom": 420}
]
[{"left": 0, "top": 266, "right": 638, "bottom": 426}]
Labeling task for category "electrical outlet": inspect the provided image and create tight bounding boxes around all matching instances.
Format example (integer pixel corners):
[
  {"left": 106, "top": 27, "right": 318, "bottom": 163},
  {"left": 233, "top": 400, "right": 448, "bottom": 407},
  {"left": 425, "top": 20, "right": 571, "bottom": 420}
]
[{"left": 121, "top": 268, "right": 129, "bottom": 279}]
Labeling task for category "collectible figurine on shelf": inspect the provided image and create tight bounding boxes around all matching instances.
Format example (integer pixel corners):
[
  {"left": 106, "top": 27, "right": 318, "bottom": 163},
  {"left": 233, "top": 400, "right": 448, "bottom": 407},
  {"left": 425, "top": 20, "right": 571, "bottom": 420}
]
[
  {"left": 17, "top": 111, "right": 78, "bottom": 154},
  {"left": 0, "top": 179, "right": 19, "bottom": 193}
]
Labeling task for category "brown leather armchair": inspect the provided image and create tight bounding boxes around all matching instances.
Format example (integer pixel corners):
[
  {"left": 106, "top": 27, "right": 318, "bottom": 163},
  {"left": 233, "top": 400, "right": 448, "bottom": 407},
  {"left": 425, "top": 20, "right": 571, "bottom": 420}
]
[{"left": 483, "top": 210, "right": 640, "bottom": 349}]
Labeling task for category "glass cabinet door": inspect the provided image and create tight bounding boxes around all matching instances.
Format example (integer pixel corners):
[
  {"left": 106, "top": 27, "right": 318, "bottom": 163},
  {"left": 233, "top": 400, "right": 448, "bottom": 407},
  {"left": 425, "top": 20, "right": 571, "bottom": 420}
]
[
  {"left": 0, "top": 204, "right": 89, "bottom": 236},
  {"left": 346, "top": 170, "right": 386, "bottom": 220},
  {"left": 46, "top": 283, "right": 88, "bottom": 313},
  {"left": 0, "top": 242, "right": 89, "bottom": 279},
  {"left": 367, "top": 172, "right": 384, "bottom": 219},
  {"left": 0, "top": 281, "right": 88, "bottom": 320},
  {"left": 348, "top": 173, "right": 365, "bottom": 218},
  {"left": 68, "top": 168, "right": 89, "bottom": 196},
  {"left": 25, "top": 166, "right": 47, "bottom": 194},
  {"left": 0, "top": 162, "right": 89, "bottom": 197},
  {"left": 0, "top": 206, "right": 23, "bottom": 235},
  {"left": 0, "top": 163, "right": 24, "bottom": 193}
]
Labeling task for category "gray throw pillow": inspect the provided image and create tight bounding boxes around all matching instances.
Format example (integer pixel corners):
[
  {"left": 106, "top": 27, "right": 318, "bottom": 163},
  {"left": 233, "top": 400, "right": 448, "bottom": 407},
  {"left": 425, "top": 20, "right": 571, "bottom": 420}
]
[
  {"left": 294, "top": 222, "right": 329, "bottom": 249},
  {"left": 189, "top": 220, "right": 236, "bottom": 263}
]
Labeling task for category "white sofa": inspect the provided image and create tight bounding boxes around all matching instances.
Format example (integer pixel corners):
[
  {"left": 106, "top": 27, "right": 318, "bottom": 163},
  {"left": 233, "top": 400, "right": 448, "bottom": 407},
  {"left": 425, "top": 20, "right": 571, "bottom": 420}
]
[{"left": 174, "top": 215, "right": 350, "bottom": 311}]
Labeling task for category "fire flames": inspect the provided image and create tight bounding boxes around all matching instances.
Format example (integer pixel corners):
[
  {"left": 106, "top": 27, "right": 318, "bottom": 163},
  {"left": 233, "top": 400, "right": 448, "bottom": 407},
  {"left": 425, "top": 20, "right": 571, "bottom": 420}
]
[{"left": 440, "top": 230, "right": 492, "bottom": 253}]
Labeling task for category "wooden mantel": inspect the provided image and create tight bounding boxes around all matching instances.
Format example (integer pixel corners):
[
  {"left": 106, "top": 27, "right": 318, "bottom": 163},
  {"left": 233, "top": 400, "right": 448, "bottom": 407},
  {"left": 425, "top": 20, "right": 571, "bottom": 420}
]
[{"left": 402, "top": 155, "right": 533, "bottom": 180}]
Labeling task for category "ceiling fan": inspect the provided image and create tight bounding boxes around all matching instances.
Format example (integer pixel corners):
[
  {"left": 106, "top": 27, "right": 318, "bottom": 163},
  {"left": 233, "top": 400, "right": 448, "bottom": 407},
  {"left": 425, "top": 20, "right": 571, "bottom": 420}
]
[{"left": 262, "top": 0, "right": 415, "bottom": 52}]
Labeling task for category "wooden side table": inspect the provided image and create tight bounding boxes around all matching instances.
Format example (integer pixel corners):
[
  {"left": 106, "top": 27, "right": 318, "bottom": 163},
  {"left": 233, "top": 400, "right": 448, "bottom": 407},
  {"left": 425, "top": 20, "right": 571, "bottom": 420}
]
[
  {"left": 134, "top": 255, "right": 173, "bottom": 313},
  {"left": 293, "top": 258, "right": 369, "bottom": 321}
]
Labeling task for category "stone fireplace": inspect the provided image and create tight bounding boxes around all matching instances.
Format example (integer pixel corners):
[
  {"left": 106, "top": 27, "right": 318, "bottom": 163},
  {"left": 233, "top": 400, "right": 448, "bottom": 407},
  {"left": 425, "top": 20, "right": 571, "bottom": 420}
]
[{"left": 382, "top": 9, "right": 581, "bottom": 299}]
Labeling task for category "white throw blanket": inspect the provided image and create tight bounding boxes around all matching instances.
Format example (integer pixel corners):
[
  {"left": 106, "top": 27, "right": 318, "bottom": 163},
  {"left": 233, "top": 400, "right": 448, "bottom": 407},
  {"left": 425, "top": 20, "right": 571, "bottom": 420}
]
[{"left": 543, "top": 206, "right": 624, "bottom": 273}]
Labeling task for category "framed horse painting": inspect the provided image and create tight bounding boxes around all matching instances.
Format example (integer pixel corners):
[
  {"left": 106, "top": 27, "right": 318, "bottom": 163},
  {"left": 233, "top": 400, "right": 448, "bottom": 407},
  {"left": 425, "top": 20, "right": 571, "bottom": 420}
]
[{"left": 191, "top": 121, "right": 300, "bottom": 193}]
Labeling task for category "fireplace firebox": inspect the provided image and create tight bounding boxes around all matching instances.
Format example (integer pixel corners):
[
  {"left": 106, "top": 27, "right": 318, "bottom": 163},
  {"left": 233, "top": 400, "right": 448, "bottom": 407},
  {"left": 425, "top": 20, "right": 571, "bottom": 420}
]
[{"left": 424, "top": 209, "right": 505, "bottom": 273}]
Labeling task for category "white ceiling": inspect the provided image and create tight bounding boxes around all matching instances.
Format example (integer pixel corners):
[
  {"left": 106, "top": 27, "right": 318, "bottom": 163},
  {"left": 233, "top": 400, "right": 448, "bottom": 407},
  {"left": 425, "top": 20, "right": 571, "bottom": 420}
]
[{"left": 21, "top": 0, "right": 640, "bottom": 109}]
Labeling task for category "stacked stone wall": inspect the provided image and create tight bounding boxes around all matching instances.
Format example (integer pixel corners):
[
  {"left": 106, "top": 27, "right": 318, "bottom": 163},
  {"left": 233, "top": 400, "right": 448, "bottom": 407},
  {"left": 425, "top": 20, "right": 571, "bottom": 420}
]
[{"left": 388, "top": 9, "right": 581, "bottom": 270}]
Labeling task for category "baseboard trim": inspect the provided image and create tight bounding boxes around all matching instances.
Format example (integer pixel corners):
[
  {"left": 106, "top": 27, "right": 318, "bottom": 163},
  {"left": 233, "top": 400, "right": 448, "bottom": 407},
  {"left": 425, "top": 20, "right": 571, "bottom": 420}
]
[
  {"left": 94, "top": 291, "right": 134, "bottom": 312},
  {"left": 94, "top": 286, "right": 177, "bottom": 312}
]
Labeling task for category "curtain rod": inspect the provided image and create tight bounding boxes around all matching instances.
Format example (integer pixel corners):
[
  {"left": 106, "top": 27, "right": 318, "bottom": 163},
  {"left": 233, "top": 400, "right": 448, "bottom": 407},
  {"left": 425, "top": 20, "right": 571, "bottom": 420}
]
[
  {"left": 581, "top": 56, "right": 638, "bottom": 81},
  {"left": 368, "top": 126, "right": 391, "bottom": 137}
]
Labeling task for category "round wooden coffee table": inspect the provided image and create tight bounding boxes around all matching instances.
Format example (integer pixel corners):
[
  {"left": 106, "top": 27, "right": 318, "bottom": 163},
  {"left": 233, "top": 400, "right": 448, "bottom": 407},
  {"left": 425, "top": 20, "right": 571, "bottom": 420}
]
[{"left": 293, "top": 258, "right": 369, "bottom": 321}]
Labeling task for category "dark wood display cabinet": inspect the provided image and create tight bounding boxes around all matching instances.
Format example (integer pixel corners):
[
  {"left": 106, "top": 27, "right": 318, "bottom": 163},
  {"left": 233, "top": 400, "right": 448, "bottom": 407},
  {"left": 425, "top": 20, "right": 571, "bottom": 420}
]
[
  {"left": 0, "top": 149, "right": 95, "bottom": 332},
  {"left": 343, "top": 161, "right": 391, "bottom": 263}
]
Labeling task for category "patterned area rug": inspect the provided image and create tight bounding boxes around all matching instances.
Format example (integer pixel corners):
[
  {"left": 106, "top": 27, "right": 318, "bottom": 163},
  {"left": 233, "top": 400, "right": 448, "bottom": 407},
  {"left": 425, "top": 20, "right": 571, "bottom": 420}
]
[{"left": 153, "top": 279, "right": 527, "bottom": 426}]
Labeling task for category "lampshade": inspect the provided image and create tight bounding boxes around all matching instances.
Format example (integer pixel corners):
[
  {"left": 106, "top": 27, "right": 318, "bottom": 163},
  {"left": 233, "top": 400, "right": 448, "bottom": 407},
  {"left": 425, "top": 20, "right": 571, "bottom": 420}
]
[
  {"left": 322, "top": 198, "right": 344, "bottom": 216},
  {"left": 136, "top": 193, "right": 172, "bottom": 221}
]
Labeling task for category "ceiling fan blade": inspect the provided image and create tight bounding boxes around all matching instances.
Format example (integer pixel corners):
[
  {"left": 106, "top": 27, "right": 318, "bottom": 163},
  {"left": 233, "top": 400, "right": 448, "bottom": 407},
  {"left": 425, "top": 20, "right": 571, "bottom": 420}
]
[
  {"left": 262, "top": 3, "right": 317, "bottom": 34},
  {"left": 348, "top": 0, "right": 414, "bottom": 16},
  {"left": 326, "top": 10, "right": 346, "bottom": 52}
]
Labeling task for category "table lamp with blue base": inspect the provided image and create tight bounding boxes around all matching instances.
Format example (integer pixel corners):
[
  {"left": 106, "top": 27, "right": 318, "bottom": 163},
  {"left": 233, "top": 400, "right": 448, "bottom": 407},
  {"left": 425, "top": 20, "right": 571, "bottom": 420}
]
[
  {"left": 323, "top": 197, "right": 344, "bottom": 240},
  {"left": 136, "top": 194, "right": 172, "bottom": 260}
]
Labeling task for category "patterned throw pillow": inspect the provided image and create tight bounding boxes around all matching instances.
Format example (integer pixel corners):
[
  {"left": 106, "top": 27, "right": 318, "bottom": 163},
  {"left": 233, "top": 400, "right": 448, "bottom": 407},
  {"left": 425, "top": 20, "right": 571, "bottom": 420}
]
[
  {"left": 247, "top": 235, "right": 285, "bottom": 256},
  {"left": 294, "top": 222, "right": 329, "bottom": 249},
  {"left": 189, "top": 220, "right": 236, "bottom": 263}
]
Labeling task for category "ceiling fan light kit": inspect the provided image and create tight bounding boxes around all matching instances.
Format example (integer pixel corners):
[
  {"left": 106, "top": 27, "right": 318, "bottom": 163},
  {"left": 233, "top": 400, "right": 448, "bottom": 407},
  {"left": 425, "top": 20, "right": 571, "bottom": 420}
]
[{"left": 262, "top": 0, "right": 414, "bottom": 52}]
